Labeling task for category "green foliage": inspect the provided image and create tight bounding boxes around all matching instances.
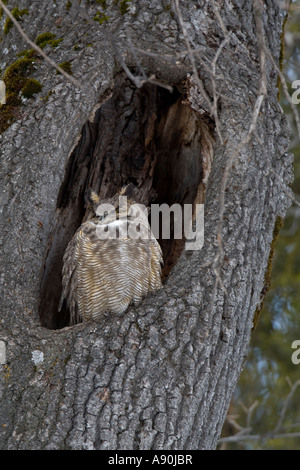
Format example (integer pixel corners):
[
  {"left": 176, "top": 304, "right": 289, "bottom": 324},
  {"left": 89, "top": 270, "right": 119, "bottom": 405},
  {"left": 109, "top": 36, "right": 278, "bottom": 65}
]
[
  {"left": 35, "top": 32, "right": 62, "bottom": 49},
  {"left": 3, "top": 58, "right": 35, "bottom": 94},
  {"left": 91, "top": 0, "right": 110, "bottom": 24},
  {"left": 41, "top": 90, "right": 54, "bottom": 102},
  {"left": 0, "top": 58, "right": 42, "bottom": 133},
  {"left": 119, "top": 0, "right": 131, "bottom": 15},
  {"left": 96, "top": 0, "right": 107, "bottom": 7},
  {"left": 50, "top": 38, "right": 63, "bottom": 47},
  {"left": 113, "top": 0, "right": 131, "bottom": 15},
  {"left": 66, "top": 0, "right": 72, "bottom": 10},
  {"left": 57, "top": 61, "right": 72, "bottom": 75},
  {"left": 17, "top": 49, "right": 39, "bottom": 59},
  {"left": 0, "top": 93, "right": 21, "bottom": 134},
  {"left": 21, "top": 78, "right": 42, "bottom": 98},
  {"left": 93, "top": 11, "right": 110, "bottom": 24},
  {"left": 36, "top": 32, "right": 56, "bottom": 47},
  {"left": 0, "top": 0, "right": 7, "bottom": 21},
  {"left": 3, "top": 7, "right": 28, "bottom": 34}
]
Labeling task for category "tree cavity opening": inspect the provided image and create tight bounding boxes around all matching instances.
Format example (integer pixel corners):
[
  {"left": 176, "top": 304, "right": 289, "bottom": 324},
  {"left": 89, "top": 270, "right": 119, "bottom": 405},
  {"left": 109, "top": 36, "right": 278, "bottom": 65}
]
[{"left": 38, "top": 74, "right": 214, "bottom": 330}]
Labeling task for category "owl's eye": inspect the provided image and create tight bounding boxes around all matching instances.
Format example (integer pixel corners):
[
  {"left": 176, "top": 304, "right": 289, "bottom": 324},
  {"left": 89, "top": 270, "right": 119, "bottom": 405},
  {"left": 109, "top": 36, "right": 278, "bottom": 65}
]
[{"left": 100, "top": 212, "right": 109, "bottom": 220}]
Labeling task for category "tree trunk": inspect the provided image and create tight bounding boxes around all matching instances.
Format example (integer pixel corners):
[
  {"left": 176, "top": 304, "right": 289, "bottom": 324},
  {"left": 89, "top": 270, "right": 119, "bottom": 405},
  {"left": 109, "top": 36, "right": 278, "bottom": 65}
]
[{"left": 0, "top": 0, "right": 292, "bottom": 450}]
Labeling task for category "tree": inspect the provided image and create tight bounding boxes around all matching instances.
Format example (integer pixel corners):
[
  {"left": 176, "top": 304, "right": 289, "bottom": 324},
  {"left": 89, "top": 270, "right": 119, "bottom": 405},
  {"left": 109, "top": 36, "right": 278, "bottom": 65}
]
[
  {"left": 0, "top": 0, "right": 293, "bottom": 450},
  {"left": 219, "top": 3, "right": 300, "bottom": 449}
]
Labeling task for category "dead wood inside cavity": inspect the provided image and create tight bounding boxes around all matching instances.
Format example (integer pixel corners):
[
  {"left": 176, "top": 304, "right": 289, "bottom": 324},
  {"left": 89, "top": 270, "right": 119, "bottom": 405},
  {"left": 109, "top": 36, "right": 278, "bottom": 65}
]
[{"left": 39, "top": 74, "right": 214, "bottom": 330}]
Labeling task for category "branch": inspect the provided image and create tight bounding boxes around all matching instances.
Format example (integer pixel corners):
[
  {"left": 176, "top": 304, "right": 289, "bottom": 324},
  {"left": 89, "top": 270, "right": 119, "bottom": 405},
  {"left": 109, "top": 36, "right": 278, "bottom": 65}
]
[
  {"left": 246, "top": 400, "right": 259, "bottom": 429},
  {"left": 273, "top": 379, "right": 300, "bottom": 435},
  {"left": 107, "top": 31, "right": 173, "bottom": 92},
  {"left": 0, "top": 0, "right": 82, "bottom": 90},
  {"left": 210, "top": 0, "right": 230, "bottom": 39},
  {"left": 253, "top": 0, "right": 267, "bottom": 97},
  {"left": 174, "top": 0, "right": 224, "bottom": 144},
  {"left": 219, "top": 379, "right": 300, "bottom": 446},
  {"left": 219, "top": 431, "right": 300, "bottom": 444}
]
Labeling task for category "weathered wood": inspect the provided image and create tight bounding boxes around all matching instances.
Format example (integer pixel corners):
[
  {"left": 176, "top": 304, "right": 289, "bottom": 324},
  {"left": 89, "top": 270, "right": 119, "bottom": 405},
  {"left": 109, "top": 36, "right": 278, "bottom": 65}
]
[{"left": 0, "top": 0, "right": 292, "bottom": 449}]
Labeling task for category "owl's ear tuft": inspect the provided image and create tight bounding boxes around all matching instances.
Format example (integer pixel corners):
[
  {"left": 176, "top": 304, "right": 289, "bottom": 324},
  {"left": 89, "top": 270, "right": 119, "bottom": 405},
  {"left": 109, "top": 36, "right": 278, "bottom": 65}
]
[
  {"left": 90, "top": 190, "right": 100, "bottom": 206},
  {"left": 85, "top": 188, "right": 100, "bottom": 211},
  {"left": 119, "top": 183, "right": 135, "bottom": 196}
]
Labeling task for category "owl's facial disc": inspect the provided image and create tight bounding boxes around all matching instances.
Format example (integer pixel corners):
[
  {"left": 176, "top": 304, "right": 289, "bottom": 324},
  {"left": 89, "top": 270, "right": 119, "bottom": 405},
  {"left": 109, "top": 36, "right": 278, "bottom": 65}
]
[{"left": 94, "top": 207, "right": 118, "bottom": 225}]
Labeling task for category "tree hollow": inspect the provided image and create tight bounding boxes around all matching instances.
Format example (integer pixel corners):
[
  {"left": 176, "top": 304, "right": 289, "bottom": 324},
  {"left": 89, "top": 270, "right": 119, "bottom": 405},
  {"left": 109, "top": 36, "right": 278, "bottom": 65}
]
[{"left": 38, "top": 74, "right": 213, "bottom": 329}]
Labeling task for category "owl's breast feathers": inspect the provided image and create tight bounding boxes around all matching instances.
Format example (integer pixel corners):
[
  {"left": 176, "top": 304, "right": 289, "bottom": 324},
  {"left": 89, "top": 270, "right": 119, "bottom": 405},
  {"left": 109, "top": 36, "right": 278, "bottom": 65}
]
[{"left": 59, "top": 212, "right": 163, "bottom": 324}]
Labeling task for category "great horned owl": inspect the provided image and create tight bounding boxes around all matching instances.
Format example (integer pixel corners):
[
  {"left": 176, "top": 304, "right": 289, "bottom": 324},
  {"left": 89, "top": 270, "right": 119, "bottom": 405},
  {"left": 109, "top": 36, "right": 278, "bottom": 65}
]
[{"left": 59, "top": 186, "right": 163, "bottom": 325}]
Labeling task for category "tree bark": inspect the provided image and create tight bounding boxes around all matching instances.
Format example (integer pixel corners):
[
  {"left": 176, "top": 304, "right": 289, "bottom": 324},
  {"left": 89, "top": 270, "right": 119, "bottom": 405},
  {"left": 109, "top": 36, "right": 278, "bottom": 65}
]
[{"left": 0, "top": 0, "right": 293, "bottom": 450}]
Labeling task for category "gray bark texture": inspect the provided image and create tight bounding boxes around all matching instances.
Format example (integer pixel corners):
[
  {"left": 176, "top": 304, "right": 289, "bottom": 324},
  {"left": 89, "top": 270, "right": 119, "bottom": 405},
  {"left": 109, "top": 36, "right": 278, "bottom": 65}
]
[{"left": 0, "top": 0, "right": 293, "bottom": 450}]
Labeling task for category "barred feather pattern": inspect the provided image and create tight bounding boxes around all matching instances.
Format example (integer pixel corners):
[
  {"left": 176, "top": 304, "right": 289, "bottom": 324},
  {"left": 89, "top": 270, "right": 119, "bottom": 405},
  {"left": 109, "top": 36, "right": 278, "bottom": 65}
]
[{"left": 59, "top": 196, "right": 163, "bottom": 325}]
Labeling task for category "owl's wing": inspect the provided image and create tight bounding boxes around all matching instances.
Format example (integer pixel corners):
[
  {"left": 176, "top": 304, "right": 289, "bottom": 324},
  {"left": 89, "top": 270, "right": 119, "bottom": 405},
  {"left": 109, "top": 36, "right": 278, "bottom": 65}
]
[
  {"left": 58, "top": 231, "right": 79, "bottom": 324},
  {"left": 128, "top": 229, "right": 163, "bottom": 305},
  {"left": 149, "top": 238, "right": 163, "bottom": 291}
]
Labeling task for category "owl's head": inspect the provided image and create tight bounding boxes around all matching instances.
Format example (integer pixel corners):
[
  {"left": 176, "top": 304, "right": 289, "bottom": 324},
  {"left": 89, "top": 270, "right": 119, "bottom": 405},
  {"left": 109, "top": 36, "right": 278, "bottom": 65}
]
[{"left": 86, "top": 185, "right": 138, "bottom": 224}]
